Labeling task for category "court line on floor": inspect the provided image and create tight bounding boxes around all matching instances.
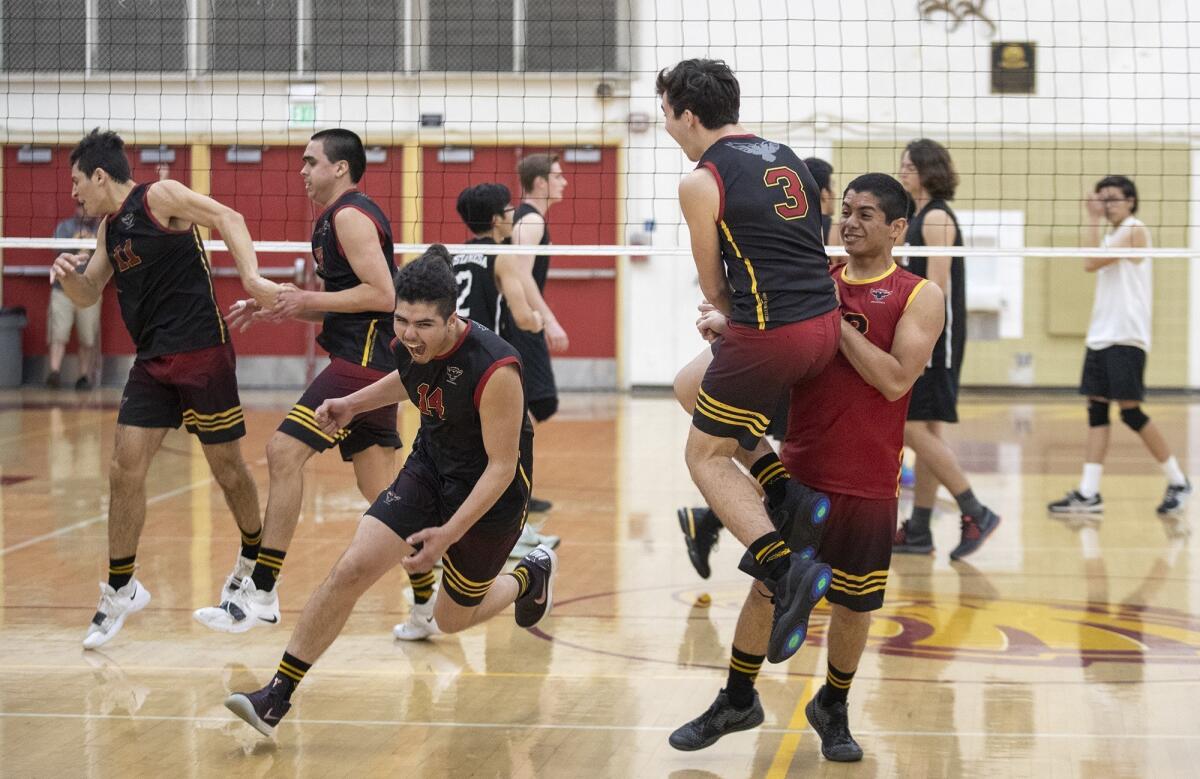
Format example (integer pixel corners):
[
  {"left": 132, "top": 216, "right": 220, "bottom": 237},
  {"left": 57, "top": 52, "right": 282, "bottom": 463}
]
[
  {"left": 0, "top": 711, "right": 1198, "bottom": 741},
  {"left": 0, "top": 457, "right": 267, "bottom": 558},
  {"left": 766, "top": 679, "right": 813, "bottom": 777}
]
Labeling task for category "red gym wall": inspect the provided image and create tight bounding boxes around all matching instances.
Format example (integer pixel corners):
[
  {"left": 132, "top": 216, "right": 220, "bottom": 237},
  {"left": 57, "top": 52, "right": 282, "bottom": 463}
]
[{"left": 422, "top": 145, "right": 618, "bottom": 359}]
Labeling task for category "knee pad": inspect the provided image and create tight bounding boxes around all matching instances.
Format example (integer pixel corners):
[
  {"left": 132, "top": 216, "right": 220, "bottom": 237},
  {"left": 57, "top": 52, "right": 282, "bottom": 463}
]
[
  {"left": 1088, "top": 400, "right": 1110, "bottom": 428},
  {"left": 528, "top": 396, "right": 559, "bottom": 423},
  {"left": 1120, "top": 406, "right": 1149, "bottom": 432}
]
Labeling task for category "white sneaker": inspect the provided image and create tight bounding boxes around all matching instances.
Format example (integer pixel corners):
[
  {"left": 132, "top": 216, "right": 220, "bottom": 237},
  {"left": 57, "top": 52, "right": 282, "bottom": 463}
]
[
  {"left": 508, "top": 524, "right": 561, "bottom": 559},
  {"left": 393, "top": 598, "right": 440, "bottom": 641},
  {"left": 193, "top": 577, "right": 280, "bottom": 633},
  {"left": 220, "top": 556, "right": 256, "bottom": 603},
  {"left": 83, "top": 579, "right": 151, "bottom": 650}
]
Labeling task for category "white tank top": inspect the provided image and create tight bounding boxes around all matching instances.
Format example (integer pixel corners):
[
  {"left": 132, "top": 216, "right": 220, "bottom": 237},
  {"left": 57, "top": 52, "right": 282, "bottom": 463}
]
[{"left": 1086, "top": 216, "right": 1153, "bottom": 351}]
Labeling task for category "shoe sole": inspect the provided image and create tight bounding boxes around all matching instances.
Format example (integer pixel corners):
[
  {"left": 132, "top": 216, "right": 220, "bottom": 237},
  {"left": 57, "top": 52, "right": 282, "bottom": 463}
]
[
  {"left": 83, "top": 587, "right": 151, "bottom": 650},
  {"left": 804, "top": 699, "right": 864, "bottom": 762},
  {"left": 516, "top": 546, "right": 558, "bottom": 629},
  {"left": 677, "top": 508, "right": 712, "bottom": 580},
  {"left": 225, "top": 693, "right": 276, "bottom": 738},
  {"left": 783, "top": 489, "right": 830, "bottom": 553},
  {"left": 668, "top": 708, "right": 766, "bottom": 751},
  {"left": 1048, "top": 505, "right": 1104, "bottom": 515},
  {"left": 950, "top": 514, "right": 1002, "bottom": 561},
  {"left": 768, "top": 562, "right": 832, "bottom": 663}
]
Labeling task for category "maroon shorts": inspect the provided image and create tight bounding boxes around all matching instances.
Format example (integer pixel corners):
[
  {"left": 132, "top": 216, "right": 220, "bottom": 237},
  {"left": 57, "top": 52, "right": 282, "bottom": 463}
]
[
  {"left": 278, "top": 357, "right": 402, "bottom": 461},
  {"left": 694, "top": 307, "right": 840, "bottom": 449},
  {"left": 118, "top": 342, "right": 245, "bottom": 444},
  {"left": 817, "top": 492, "right": 896, "bottom": 612},
  {"left": 366, "top": 446, "right": 532, "bottom": 607}
]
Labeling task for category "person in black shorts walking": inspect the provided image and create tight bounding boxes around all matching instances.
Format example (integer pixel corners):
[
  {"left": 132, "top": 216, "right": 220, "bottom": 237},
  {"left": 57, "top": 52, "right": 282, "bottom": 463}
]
[
  {"left": 1048, "top": 175, "right": 1191, "bottom": 516},
  {"left": 194, "top": 130, "right": 407, "bottom": 633},
  {"left": 51, "top": 129, "right": 279, "bottom": 649},
  {"left": 223, "top": 246, "right": 558, "bottom": 739},
  {"left": 892, "top": 138, "right": 1000, "bottom": 560}
]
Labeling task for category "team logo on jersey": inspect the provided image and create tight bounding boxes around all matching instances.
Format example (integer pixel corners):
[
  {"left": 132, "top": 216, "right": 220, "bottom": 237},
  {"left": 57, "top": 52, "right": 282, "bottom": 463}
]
[
  {"left": 445, "top": 366, "right": 463, "bottom": 385},
  {"left": 843, "top": 311, "right": 869, "bottom": 334},
  {"left": 728, "top": 140, "right": 780, "bottom": 162},
  {"left": 120, "top": 212, "right": 136, "bottom": 229},
  {"left": 870, "top": 288, "right": 892, "bottom": 303}
]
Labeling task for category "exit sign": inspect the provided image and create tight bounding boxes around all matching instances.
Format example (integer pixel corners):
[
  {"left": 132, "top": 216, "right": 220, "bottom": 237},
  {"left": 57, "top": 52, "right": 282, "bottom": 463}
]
[{"left": 290, "top": 102, "right": 316, "bottom": 125}]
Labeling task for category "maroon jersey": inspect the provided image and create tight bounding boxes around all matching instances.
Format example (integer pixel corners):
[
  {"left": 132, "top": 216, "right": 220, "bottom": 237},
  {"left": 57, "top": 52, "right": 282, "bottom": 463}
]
[
  {"left": 104, "top": 182, "right": 226, "bottom": 358},
  {"left": 782, "top": 263, "right": 929, "bottom": 499},
  {"left": 312, "top": 189, "right": 397, "bottom": 371}
]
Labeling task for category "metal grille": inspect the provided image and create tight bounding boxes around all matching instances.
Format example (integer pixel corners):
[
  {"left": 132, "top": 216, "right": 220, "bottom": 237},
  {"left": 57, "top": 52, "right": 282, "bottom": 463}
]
[
  {"left": 96, "top": 0, "right": 187, "bottom": 72},
  {"left": 525, "top": 0, "right": 621, "bottom": 72},
  {"left": 426, "top": 0, "right": 512, "bottom": 72},
  {"left": 1, "top": 0, "right": 87, "bottom": 71},
  {"left": 210, "top": 0, "right": 296, "bottom": 72},
  {"left": 313, "top": 1, "right": 403, "bottom": 73}
]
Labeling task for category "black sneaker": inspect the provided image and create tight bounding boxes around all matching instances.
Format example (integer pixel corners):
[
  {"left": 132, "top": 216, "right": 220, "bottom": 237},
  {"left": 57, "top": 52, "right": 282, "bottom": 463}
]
[
  {"left": 514, "top": 545, "right": 558, "bottom": 628},
  {"left": 225, "top": 683, "right": 292, "bottom": 737},
  {"left": 668, "top": 689, "right": 764, "bottom": 751},
  {"left": 527, "top": 496, "right": 553, "bottom": 513},
  {"left": 46, "top": 370, "right": 61, "bottom": 389},
  {"left": 765, "top": 556, "right": 832, "bottom": 663},
  {"left": 893, "top": 520, "right": 934, "bottom": 554},
  {"left": 772, "top": 479, "right": 830, "bottom": 560},
  {"left": 805, "top": 688, "right": 863, "bottom": 762},
  {"left": 677, "top": 506, "right": 721, "bottom": 579},
  {"left": 1156, "top": 480, "right": 1192, "bottom": 516},
  {"left": 949, "top": 509, "right": 1001, "bottom": 561},
  {"left": 75, "top": 376, "right": 92, "bottom": 391},
  {"left": 1047, "top": 490, "right": 1103, "bottom": 514}
]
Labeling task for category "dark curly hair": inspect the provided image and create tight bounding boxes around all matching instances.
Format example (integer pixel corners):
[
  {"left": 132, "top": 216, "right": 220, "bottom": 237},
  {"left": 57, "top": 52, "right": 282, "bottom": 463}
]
[
  {"left": 394, "top": 244, "right": 458, "bottom": 319},
  {"left": 70, "top": 128, "right": 132, "bottom": 183},
  {"left": 904, "top": 138, "right": 959, "bottom": 200},
  {"left": 655, "top": 59, "right": 740, "bottom": 129},
  {"left": 457, "top": 182, "right": 512, "bottom": 235}
]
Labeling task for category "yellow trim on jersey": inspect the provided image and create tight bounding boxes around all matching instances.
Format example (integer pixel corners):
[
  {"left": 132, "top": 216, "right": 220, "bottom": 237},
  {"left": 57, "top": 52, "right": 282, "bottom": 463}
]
[
  {"left": 696, "top": 389, "right": 770, "bottom": 427},
  {"left": 193, "top": 226, "right": 228, "bottom": 344},
  {"left": 361, "top": 319, "right": 378, "bottom": 366},
  {"left": 719, "top": 220, "right": 766, "bottom": 329},
  {"left": 840, "top": 262, "right": 899, "bottom": 286},
  {"left": 904, "top": 278, "right": 930, "bottom": 311},
  {"left": 518, "top": 464, "right": 532, "bottom": 492}
]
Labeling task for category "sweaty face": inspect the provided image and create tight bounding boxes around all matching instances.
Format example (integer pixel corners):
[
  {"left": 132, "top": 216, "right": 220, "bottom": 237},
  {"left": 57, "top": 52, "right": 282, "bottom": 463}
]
[
  {"left": 300, "top": 140, "right": 342, "bottom": 203},
  {"left": 394, "top": 299, "right": 457, "bottom": 364},
  {"left": 840, "top": 190, "right": 902, "bottom": 260}
]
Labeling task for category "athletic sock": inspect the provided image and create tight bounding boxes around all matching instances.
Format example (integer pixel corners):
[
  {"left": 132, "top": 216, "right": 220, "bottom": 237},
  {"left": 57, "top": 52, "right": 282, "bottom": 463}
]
[
  {"left": 240, "top": 526, "right": 263, "bottom": 562},
  {"left": 1161, "top": 456, "right": 1187, "bottom": 487},
  {"left": 251, "top": 548, "right": 287, "bottom": 592},
  {"left": 509, "top": 566, "right": 531, "bottom": 598},
  {"left": 272, "top": 652, "right": 311, "bottom": 701},
  {"left": 750, "top": 453, "right": 791, "bottom": 509},
  {"left": 747, "top": 531, "right": 792, "bottom": 583},
  {"left": 108, "top": 555, "right": 136, "bottom": 591},
  {"left": 1080, "top": 463, "right": 1103, "bottom": 498},
  {"left": 908, "top": 506, "right": 933, "bottom": 534},
  {"left": 954, "top": 488, "right": 986, "bottom": 518},
  {"left": 820, "top": 662, "right": 856, "bottom": 705},
  {"left": 409, "top": 570, "right": 436, "bottom": 605},
  {"left": 726, "top": 646, "right": 765, "bottom": 709}
]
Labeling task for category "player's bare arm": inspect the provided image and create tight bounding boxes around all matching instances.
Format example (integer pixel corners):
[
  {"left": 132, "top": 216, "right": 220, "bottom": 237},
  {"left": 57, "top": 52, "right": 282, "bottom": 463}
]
[
  {"left": 1083, "top": 219, "right": 1148, "bottom": 272},
  {"left": 313, "top": 370, "right": 407, "bottom": 434},
  {"left": 144, "top": 179, "right": 278, "bottom": 308},
  {"left": 401, "top": 364, "right": 524, "bottom": 572},
  {"left": 495, "top": 254, "right": 544, "bottom": 332},
  {"left": 839, "top": 281, "right": 945, "bottom": 402},
  {"left": 511, "top": 212, "right": 568, "bottom": 349},
  {"left": 52, "top": 218, "right": 113, "bottom": 307},
  {"left": 678, "top": 168, "right": 731, "bottom": 316}
]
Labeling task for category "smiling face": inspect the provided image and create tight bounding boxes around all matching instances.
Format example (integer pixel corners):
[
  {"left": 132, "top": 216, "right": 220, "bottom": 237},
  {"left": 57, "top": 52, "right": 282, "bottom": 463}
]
[
  {"left": 394, "top": 299, "right": 459, "bottom": 364},
  {"left": 840, "top": 189, "right": 906, "bottom": 260},
  {"left": 300, "top": 139, "right": 346, "bottom": 204}
]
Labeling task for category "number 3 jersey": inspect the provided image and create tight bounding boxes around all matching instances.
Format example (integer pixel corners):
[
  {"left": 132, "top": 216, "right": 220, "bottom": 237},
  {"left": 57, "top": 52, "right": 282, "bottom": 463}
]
[
  {"left": 696, "top": 135, "right": 836, "bottom": 329},
  {"left": 393, "top": 320, "right": 534, "bottom": 491}
]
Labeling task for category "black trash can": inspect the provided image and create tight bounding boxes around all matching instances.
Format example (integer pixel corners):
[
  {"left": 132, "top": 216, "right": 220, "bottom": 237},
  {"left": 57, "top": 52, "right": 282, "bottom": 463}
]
[{"left": 0, "top": 306, "right": 28, "bottom": 387}]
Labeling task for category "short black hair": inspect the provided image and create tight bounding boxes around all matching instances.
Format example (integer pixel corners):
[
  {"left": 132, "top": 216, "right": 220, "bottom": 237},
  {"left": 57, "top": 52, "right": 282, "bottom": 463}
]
[
  {"left": 904, "top": 138, "right": 958, "bottom": 200},
  {"left": 655, "top": 58, "right": 740, "bottom": 130},
  {"left": 1095, "top": 175, "right": 1139, "bottom": 214},
  {"left": 803, "top": 157, "right": 834, "bottom": 194},
  {"left": 394, "top": 244, "right": 458, "bottom": 319},
  {"left": 844, "top": 173, "right": 911, "bottom": 223},
  {"left": 311, "top": 128, "right": 367, "bottom": 183},
  {"left": 69, "top": 128, "right": 132, "bottom": 183},
  {"left": 457, "top": 183, "right": 512, "bottom": 235}
]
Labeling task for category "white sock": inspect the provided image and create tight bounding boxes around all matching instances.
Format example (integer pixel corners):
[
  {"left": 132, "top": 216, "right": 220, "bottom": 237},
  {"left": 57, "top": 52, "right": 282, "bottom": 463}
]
[
  {"left": 1161, "top": 456, "right": 1187, "bottom": 487},
  {"left": 1079, "top": 463, "right": 1103, "bottom": 498}
]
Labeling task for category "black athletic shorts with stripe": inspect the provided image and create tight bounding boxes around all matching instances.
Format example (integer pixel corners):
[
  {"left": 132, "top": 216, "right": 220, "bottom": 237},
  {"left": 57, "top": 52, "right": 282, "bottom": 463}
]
[
  {"left": 118, "top": 342, "right": 245, "bottom": 444},
  {"left": 366, "top": 443, "right": 533, "bottom": 607},
  {"left": 814, "top": 492, "right": 895, "bottom": 612},
  {"left": 277, "top": 357, "right": 402, "bottom": 461}
]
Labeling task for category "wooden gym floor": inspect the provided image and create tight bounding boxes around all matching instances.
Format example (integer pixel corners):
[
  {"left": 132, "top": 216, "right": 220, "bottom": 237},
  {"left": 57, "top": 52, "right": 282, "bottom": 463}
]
[{"left": 0, "top": 389, "right": 1198, "bottom": 777}]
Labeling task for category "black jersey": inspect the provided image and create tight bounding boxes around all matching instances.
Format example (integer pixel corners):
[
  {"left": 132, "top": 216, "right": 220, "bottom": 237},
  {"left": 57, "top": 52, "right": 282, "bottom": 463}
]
[
  {"left": 510, "top": 202, "right": 550, "bottom": 292},
  {"left": 453, "top": 236, "right": 503, "bottom": 332},
  {"left": 394, "top": 320, "right": 534, "bottom": 495},
  {"left": 696, "top": 135, "right": 837, "bottom": 329},
  {"left": 905, "top": 199, "right": 966, "bottom": 373},
  {"left": 312, "top": 190, "right": 397, "bottom": 371},
  {"left": 104, "top": 182, "right": 226, "bottom": 358}
]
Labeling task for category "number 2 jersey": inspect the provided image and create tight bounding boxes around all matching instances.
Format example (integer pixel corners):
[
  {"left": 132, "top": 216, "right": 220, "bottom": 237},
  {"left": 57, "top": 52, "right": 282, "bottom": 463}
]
[
  {"left": 452, "top": 236, "right": 503, "bottom": 332},
  {"left": 393, "top": 321, "right": 534, "bottom": 520},
  {"left": 696, "top": 135, "right": 837, "bottom": 329},
  {"left": 782, "top": 263, "right": 929, "bottom": 499}
]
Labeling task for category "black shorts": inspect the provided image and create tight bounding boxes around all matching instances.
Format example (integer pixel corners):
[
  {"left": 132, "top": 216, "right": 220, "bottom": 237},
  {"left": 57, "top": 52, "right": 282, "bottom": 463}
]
[
  {"left": 906, "top": 367, "right": 959, "bottom": 423},
  {"left": 503, "top": 324, "right": 557, "bottom": 404},
  {"left": 366, "top": 446, "right": 532, "bottom": 606},
  {"left": 1080, "top": 345, "right": 1146, "bottom": 402},
  {"left": 814, "top": 492, "right": 895, "bottom": 612},
  {"left": 694, "top": 308, "right": 840, "bottom": 449},
  {"left": 118, "top": 343, "right": 245, "bottom": 444},
  {"left": 765, "top": 392, "right": 791, "bottom": 441},
  {"left": 278, "top": 358, "right": 402, "bottom": 461}
]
